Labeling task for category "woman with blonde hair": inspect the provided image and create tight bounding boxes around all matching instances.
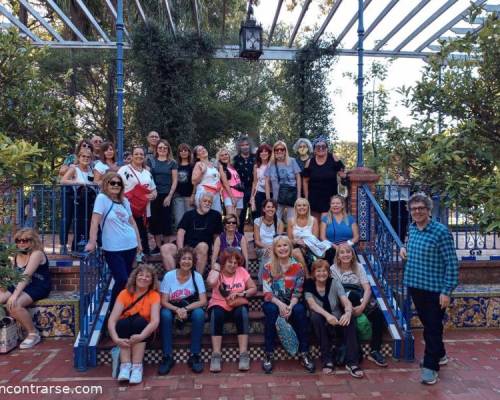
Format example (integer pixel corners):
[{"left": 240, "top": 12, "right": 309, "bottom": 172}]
[
  {"left": 86, "top": 172, "right": 142, "bottom": 305},
  {"left": 0, "top": 228, "right": 51, "bottom": 349},
  {"left": 320, "top": 195, "right": 359, "bottom": 264},
  {"left": 287, "top": 198, "right": 331, "bottom": 273},
  {"left": 108, "top": 264, "right": 160, "bottom": 384},
  {"left": 261, "top": 235, "right": 314, "bottom": 374},
  {"left": 265, "top": 141, "right": 301, "bottom": 223}
]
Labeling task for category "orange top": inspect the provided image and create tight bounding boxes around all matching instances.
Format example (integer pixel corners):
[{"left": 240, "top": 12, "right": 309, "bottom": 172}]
[{"left": 117, "top": 289, "right": 160, "bottom": 322}]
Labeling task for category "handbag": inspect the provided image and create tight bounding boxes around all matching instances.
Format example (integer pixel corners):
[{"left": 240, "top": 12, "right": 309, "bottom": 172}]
[
  {"left": 275, "top": 316, "right": 299, "bottom": 356},
  {"left": 275, "top": 162, "right": 297, "bottom": 207},
  {"left": 169, "top": 270, "right": 200, "bottom": 309},
  {"left": 218, "top": 274, "right": 248, "bottom": 308},
  {"left": 0, "top": 316, "right": 19, "bottom": 354},
  {"left": 124, "top": 167, "right": 151, "bottom": 218}
]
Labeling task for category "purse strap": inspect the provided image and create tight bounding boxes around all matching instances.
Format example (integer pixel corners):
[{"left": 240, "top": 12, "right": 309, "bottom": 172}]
[
  {"left": 128, "top": 166, "right": 143, "bottom": 185},
  {"left": 274, "top": 161, "right": 282, "bottom": 184},
  {"left": 121, "top": 289, "right": 150, "bottom": 316}
]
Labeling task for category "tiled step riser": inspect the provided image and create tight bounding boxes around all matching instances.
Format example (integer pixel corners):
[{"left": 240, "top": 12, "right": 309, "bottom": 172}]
[{"left": 97, "top": 343, "right": 393, "bottom": 365}]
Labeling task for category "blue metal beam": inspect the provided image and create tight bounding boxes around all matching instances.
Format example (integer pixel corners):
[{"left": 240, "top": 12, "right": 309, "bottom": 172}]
[
  {"left": 416, "top": 0, "right": 487, "bottom": 52},
  {"left": 18, "top": 0, "right": 64, "bottom": 42},
  {"left": 336, "top": 0, "right": 372, "bottom": 46},
  {"left": 268, "top": 0, "right": 284, "bottom": 46},
  {"left": 116, "top": 0, "right": 125, "bottom": 164},
  {"left": 164, "top": 0, "right": 177, "bottom": 37},
  {"left": 373, "top": 0, "right": 430, "bottom": 51},
  {"left": 312, "top": 0, "right": 343, "bottom": 43},
  {"left": 45, "top": 0, "right": 88, "bottom": 42},
  {"left": 394, "top": 0, "right": 457, "bottom": 52},
  {"left": 104, "top": 0, "right": 130, "bottom": 41},
  {"left": 0, "top": 4, "right": 42, "bottom": 42},
  {"left": 288, "top": 0, "right": 312, "bottom": 47},
  {"left": 351, "top": 0, "right": 399, "bottom": 50},
  {"left": 357, "top": 0, "right": 364, "bottom": 168}
]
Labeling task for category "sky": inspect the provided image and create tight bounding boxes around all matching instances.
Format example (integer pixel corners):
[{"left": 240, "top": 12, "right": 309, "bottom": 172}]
[{"left": 252, "top": 0, "right": 496, "bottom": 141}]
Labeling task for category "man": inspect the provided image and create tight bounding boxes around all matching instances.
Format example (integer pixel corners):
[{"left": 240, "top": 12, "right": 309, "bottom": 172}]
[
  {"left": 90, "top": 135, "right": 103, "bottom": 161},
  {"left": 146, "top": 131, "right": 160, "bottom": 165},
  {"left": 400, "top": 192, "right": 459, "bottom": 385},
  {"left": 232, "top": 135, "right": 255, "bottom": 233},
  {"left": 160, "top": 193, "right": 223, "bottom": 274}
]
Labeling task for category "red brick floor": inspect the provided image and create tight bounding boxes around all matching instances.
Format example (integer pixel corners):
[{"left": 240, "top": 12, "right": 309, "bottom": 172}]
[{"left": 1, "top": 330, "right": 499, "bottom": 400}]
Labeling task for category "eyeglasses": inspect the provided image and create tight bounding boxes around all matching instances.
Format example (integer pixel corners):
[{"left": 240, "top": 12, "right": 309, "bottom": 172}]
[
  {"left": 109, "top": 181, "right": 123, "bottom": 187},
  {"left": 315, "top": 144, "right": 327, "bottom": 150},
  {"left": 79, "top": 155, "right": 91, "bottom": 159},
  {"left": 15, "top": 238, "right": 32, "bottom": 244},
  {"left": 274, "top": 148, "right": 286, "bottom": 153},
  {"left": 81, "top": 143, "right": 91, "bottom": 148},
  {"left": 410, "top": 206, "right": 427, "bottom": 212},
  {"left": 225, "top": 220, "right": 237, "bottom": 225}
]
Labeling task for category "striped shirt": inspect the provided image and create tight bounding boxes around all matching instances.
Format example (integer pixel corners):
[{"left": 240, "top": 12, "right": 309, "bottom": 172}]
[{"left": 403, "top": 219, "right": 459, "bottom": 296}]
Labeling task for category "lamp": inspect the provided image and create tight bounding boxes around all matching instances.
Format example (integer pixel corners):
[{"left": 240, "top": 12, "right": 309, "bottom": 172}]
[{"left": 239, "top": 1, "right": 263, "bottom": 60}]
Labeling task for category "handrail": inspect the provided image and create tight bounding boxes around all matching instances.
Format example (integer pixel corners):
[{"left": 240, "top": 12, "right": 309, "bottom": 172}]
[{"left": 361, "top": 184, "right": 414, "bottom": 361}]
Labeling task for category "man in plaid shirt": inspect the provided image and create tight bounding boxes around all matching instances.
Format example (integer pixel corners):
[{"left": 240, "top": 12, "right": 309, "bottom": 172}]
[{"left": 401, "top": 192, "right": 459, "bottom": 385}]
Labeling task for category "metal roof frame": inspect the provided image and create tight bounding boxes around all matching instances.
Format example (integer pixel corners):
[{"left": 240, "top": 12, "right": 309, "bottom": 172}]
[{"left": 1, "top": 0, "right": 496, "bottom": 59}]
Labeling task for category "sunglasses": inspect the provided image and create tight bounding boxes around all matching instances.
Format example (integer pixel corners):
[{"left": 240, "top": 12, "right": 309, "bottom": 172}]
[
  {"left": 225, "top": 220, "right": 237, "bottom": 225},
  {"left": 274, "top": 148, "right": 286, "bottom": 153},
  {"left": 315, "top": 144, "right": 327, "bottom": 150},
  {"left": 109, "top": 181, "right": 123, "bottom": 187},
  {"left": 15, "top": 238, "right": 32, "bottom": 244},
  {"left": 81, "top": 143, "right": 91, "bottom": 148}
]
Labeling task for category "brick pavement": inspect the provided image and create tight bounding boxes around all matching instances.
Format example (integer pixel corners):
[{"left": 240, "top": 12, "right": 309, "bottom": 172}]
[{"left": 1, "top": 330, "right": 499, "bottom": 400}]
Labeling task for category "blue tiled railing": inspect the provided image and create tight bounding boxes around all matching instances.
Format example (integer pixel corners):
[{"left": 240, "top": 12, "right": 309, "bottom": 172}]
[
  {"left": 375, "top": 184, "right": 498, "bottom": 255},
  {"left": 360, "top": 184, "right": 415, "bottom": 361}
]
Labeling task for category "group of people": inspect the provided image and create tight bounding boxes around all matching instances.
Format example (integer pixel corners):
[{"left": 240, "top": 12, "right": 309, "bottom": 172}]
[{"left": 1, "top": 130, "right": 459, "bottom": 388}]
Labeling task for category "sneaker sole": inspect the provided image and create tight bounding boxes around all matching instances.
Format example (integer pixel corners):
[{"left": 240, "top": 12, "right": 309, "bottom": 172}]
[{"left": 421, "top": 378, "right": 438, "bottom": 385}]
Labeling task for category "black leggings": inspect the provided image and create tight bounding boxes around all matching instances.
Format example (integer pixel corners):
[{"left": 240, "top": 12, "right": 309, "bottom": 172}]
[
  {"left": 209, "top": 305, "right": 249, "bottom": 336},
  {"left": 116, "top": 315, "right": 149, "bottom": 341}
]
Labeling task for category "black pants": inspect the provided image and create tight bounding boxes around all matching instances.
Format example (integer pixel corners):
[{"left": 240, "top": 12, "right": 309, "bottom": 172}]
[
  {"left": 348, "top": 291, "right": 384, "bottom": 351},
  {"left": 251, "top": 191, "right": 267, "bottom": 220},
  {"left": 310, "top": 310, "right": 359, "bottom": 366},
  {"left": 134, "top": 215, "right": 150, "bottom": 254},
  {"left": 149, "top": 193, "right": 172, "bottom": 236},
  {"left": 209, "top": 305, "right": 249, "bottom": 336},
  {"left": 238, "top": 189, "right": 252, "bottom": 233},
  {"left": 324, "top": 247, "right": 336, "bottom": 265},
  {"left": 409, "top": 287, "right": 446, "bottom": 372},
  {"left": 60, "top": 187, "right": 75, "bottom": 248},
  {"left": 116, "top": 314, "right": 149, "bottom": 341},
  {"left": 72, "top": 187, "right": 95, "bottom": 251}
]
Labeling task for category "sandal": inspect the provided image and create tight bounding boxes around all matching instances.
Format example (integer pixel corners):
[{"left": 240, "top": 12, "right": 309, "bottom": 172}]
[
  {"left": 345, "top": 364, "right": 364, "bottom": 379},
  {"left": 322, "top": 361, "right": 335, "bottom": 375},
  {"left": 19, "top": 332, "right": 41, "bottom": 349}
]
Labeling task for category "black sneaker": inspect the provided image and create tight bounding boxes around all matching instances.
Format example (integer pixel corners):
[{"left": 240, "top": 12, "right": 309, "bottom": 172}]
[
  {"left": 150, "top": 247, "right": 161, "bottom": 255},
  {"left": 300, "top": 352, "right": 316, "bottom": 373},
  {"left": 187, "top": 353, "right": 204, "bottom": 374},
  {"left": 368, "top": 350, "right": 388, "bottom": 367},
  {"left": 158, "top": 354, "right": 175, "bottom": 375},
  {"left": 262, "top": 352, "right": 273, "bottom": 374}
]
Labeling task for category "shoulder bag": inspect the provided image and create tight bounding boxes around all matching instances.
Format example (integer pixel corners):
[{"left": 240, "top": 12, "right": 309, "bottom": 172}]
[
  {"left": 124, "top": 167, "right": 150, "bottom": 218},
  {"left": 275, "top": 162, "right": 297, "bottom": 207}
]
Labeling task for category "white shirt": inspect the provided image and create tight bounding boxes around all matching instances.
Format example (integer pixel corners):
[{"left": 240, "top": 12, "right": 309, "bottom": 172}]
[
  {"left": 94, "top": 160, "right": 110, "bottom": 175},
  {"left": 254, "top": 217, "right": 276, "bottom": 247},
  {"left": 160, "top": 270, "right": 206, "bottom": 302}
]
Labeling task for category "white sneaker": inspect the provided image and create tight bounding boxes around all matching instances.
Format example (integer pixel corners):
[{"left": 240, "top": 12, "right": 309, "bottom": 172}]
[
  {"left": 129, "top": 364, "right": 143, "bottom": 384},
  {"left": 117, "top": 363, "right": 131, "bottom": 382}
]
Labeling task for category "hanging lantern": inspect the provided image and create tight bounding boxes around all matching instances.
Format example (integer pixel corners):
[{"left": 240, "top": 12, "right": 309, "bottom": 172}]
[{"left": 239, "top": 2, "right": 263, "bottom": 60}]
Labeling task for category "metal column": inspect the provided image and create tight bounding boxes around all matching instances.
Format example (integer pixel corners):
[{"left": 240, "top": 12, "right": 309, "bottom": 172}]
[
  {"left": 116, "top": 0, "right": 124, "bottom": 164},
  {"left": 356, "top": 0, "right": 365, "bottom": 167}
]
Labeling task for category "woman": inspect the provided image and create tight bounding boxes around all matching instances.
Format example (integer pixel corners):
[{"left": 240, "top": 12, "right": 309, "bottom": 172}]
[
  {"left": 207, "top": 248, "right": 257, "bottom": 372},
  {"left": 287, "top": 198, "right": 331, "bottom": 273},
  {"left": 265, "top": 141, "right": 301, "bottom": 223},
  {"left": 304, "top": 259, "right": 363, "bottom": 378},
  {"left": 191, "top": 145, "right": 222, "bottom": 213},
  {"left": 159, "top": 247, "right": 207, "bottom": 375},
  {"left": 303, "top": 137, "right": 346, "bottom": 221},
  {"left": 107, "top": 265, "right": 160, "bottom": 384},
  {"left": 253, "top": 199, "right": 284, "bottom": 282},
  {"left": 320, "top": 195, "right": 359, "bottom": 265},
  {"left": 331, "top": 243, "right": 388, "bottom": 368},
  {"left": 147, "top": 139, "right": 178, "bottom": 255},
  {"left": 293, "top": 138, "right": 312, "bottom": 172},
  {"left": 172, "top": 143, "right": 194, "bottom": 228},
  {"left": 118, "top": 146, "right": 157, "bottom": 256},
  {"left": 0, "top": 229, "right": 51, "bottom": 349},
  {"left": 250, "top": 143, "right": 271, "bottom": 219},
  {"left": 86, "top": 172, "right": 142, "bottom": 305},
  {"left": 217, "top": 148, "right": 244, "bottom": 220},
  {"left": 60, "top": 147, "right": 97, "bottom": 251},
  {"left": 261, "top": 236, "right": 314, "bottom": 374},
  {"left": 94, "top": 141, "right": 118, "bottom": 184},
  {"left": 211, "top": 213, "right": 249, "bottom": 268},
  {"left": 58, "top": 139, "right": 94, "bottom": 178}
]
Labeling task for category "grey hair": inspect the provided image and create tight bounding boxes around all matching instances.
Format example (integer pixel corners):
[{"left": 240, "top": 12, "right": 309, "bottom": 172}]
[
  {"left": 408, "top": 192, "right": 433, "bottom": 211},
  {"left": 293, "top": 138, "right": 313, "bottom": 153},
  {"left": 235, "top": 135, "right": 253, "bottom": 153}
]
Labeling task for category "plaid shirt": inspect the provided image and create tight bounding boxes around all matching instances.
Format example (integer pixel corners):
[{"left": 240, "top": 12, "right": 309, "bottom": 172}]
[{"left": 403, "top": 219, "right": 459, "bottom": 296}]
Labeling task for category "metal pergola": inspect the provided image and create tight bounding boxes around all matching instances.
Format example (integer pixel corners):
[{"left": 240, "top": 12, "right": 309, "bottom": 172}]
[{"left": 1, "top": 0, "right": 498, "bottom": 165}]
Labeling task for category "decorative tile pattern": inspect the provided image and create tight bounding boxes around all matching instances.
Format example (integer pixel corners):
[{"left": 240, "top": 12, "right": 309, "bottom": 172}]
[
  {"left": 29, "top": 292, "right": 79, "bottom": 337},
  {"left": 357, "top": 187, "right": 370, "bottom": 241}
]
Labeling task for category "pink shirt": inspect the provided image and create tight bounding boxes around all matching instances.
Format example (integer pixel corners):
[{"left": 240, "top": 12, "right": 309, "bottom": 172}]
[{"left": 208, "top": 267, "right": 250, "bottom": 311}]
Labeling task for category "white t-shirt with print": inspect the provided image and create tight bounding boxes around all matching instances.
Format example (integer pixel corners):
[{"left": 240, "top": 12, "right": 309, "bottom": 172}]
[
  {"left": 330, "top": 263, "right": 369, "bottom": 286},
  {"left": 160, "top": 270, "right": 206, "bottom": 302}
]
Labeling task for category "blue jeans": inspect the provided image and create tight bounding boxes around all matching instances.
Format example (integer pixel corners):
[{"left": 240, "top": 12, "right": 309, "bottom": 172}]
[
  {"left": 104, "top": 247, "right": 137, "bottom": 306},
  {"left": 160, "top": 307, "right": 205, "bottom": 356},
  {"left": 262, "top": 301, "right": 309, "bottom": 353}
]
